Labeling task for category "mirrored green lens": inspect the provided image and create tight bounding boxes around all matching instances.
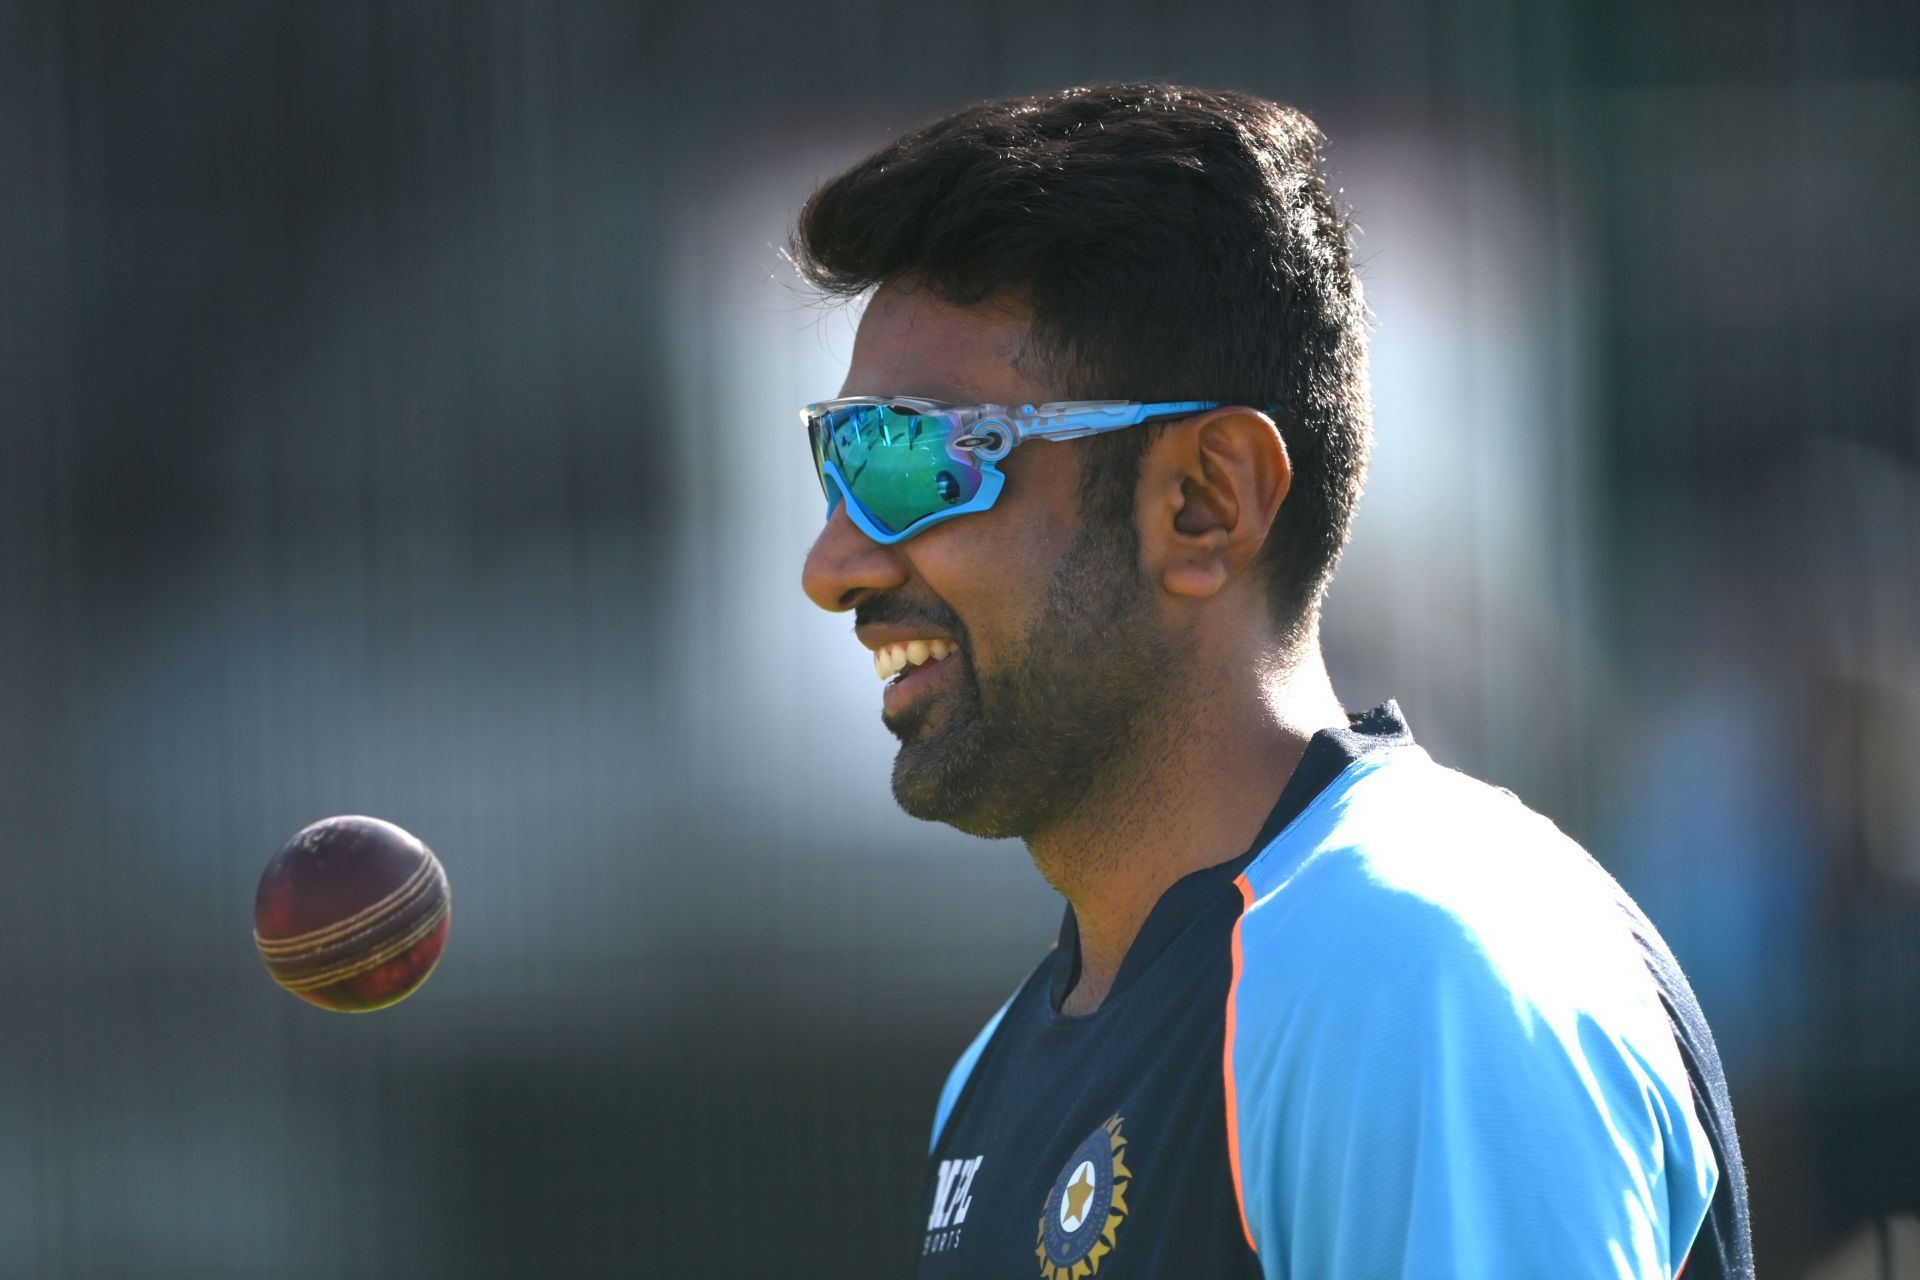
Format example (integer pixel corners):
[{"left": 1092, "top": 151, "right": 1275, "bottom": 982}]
[{"left": 819, "top": 405, "right": 986, "bottom": 534}]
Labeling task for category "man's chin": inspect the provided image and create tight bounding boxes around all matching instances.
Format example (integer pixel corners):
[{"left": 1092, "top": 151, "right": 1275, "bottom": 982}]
[
  {"left": 888, "top": 729, "right": 1015, "bottom": 838},
  {"left": 891, "top": 781, "right": 1013, "bottom": 839},
  {"left": 889, "top": 737, "right": 960, "bottom": 819}
]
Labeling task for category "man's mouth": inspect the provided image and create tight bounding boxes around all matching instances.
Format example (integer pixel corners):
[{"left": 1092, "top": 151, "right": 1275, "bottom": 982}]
[
  {"left": 873, "top": 638, "right": 957, "bottom": 683},
  {"left": 874, "top": 639, "right": 962, "bottom": 716}
]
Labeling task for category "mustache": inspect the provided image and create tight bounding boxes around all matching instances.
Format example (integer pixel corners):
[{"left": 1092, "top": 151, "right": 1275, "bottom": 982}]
[{"left": 855, "top": 594, "right": 966, "bottom": 638}]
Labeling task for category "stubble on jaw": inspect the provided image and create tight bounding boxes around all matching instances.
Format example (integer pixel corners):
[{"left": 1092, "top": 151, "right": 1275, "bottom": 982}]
[{"left": 885, "top": 520, "right": 1192, "bottom": 844}]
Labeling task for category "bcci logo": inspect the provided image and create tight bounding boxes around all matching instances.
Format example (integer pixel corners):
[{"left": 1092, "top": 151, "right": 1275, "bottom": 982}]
[{"left": 1036, "top": 1115, "right": 1132, "bottom": 1279}]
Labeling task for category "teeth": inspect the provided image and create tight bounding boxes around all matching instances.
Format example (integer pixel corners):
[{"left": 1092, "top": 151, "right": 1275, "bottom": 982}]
[{"left": 871, "top": 638, "right": 958, "bottom": 682}]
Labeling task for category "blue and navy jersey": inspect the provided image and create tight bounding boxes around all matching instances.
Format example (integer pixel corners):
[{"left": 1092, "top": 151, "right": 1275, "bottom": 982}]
[{"left": 915, "top": 703, "right": 1753, "bottom": 1279}]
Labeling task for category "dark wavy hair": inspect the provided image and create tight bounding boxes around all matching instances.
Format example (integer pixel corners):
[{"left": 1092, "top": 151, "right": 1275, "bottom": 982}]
[{"left": 791, "top": 82, "right": 1371, "bottom": 630}]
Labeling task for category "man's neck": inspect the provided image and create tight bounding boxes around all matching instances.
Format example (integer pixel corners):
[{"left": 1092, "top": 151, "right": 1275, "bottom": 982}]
[{"left": 1031, "top": 643, "right": 1347, "bottom": 1016}]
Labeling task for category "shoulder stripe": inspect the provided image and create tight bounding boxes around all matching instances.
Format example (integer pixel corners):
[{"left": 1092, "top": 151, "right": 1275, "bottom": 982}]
[
  {"left": 930, "top": 996, "right": 1013, "bottom": 1152},
  {"left": 1224, "top": 871, "right": 1260, "bottom": 1255}
]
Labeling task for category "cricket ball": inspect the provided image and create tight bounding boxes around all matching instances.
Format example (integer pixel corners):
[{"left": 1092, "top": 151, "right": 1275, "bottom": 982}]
[{"left": 254, "top": 815, "right": 451, "bottom": 1012}]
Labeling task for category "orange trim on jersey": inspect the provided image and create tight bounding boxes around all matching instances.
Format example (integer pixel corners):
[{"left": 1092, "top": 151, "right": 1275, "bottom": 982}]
[{"left": 1224, "top": 872, "right": 1259, "bottom": 1255}]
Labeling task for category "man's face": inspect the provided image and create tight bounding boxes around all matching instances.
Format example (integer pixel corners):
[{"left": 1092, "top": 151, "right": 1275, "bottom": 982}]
[{"left": 801, "top": 281, "right": 1191, "bottom": 839}]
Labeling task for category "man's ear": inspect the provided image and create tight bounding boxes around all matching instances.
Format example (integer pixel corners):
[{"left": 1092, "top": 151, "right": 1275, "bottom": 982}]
[{"left": 1141, "top": 408, "right": 1291, "bottom": 600}]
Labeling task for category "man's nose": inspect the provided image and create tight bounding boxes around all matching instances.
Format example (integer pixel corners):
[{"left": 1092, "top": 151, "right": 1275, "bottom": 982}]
[{"left": 801, "top": 503, "right": 910, "bottom": 612}]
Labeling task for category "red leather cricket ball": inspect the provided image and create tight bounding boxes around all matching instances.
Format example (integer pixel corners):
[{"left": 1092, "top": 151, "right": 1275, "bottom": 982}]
[{"left": 254, "top": 815, "right": 451, "bottom": 1012}]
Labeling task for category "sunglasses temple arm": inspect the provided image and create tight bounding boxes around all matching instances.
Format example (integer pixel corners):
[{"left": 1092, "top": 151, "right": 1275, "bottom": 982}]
[{"left": 1012, "top": 401, "right": 1221, "bottom": 444}]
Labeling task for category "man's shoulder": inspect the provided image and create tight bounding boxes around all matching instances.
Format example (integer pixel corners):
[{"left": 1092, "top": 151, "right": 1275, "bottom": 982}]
[
  {"left": 1248, "top": 745, "right": 1616, "bottom": 913},
  {"left": 1225, "top": 749, "right": 1722, "bottom": 1276},
  {"left": 1236, "top": 747, "right": 1657, "bottom": 1025},
  {"left": 1255, "top": 742, "right": 1587, "bottom": 884}
]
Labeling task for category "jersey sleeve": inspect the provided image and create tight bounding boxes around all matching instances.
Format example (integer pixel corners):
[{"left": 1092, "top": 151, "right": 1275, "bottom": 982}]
[{"left": 1225, "top": 828, "right": 1719, "bottom": 1279}]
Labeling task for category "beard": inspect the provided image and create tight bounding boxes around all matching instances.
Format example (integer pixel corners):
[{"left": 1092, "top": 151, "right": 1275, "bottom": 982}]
[{"left": 882, "top": 520, "right": 1192, "bottom": 840}]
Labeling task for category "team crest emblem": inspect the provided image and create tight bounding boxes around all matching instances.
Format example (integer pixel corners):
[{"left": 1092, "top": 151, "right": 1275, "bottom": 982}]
[{"left": 1036, "top": 1114, "right": 1131, "bottom": 1279}]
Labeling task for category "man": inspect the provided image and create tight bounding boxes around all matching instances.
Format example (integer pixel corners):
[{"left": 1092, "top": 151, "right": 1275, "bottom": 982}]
[{"left": 793, "top": 83, "right": 1753, "bottom": 1278}]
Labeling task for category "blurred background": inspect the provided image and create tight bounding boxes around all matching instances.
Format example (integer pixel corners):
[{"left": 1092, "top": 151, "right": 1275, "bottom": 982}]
[{"left": 1, "top": 1, "right": 1916, "bottom": 1275}]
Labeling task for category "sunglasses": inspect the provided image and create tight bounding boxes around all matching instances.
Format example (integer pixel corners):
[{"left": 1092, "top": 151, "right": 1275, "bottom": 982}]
[{"left": 803, "top": 397, "right": 1223, "bottom": 544}]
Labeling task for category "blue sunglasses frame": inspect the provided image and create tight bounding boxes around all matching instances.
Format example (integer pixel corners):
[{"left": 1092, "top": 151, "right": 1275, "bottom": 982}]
[{"left": 804, "top": 397, "right": 1224, "bottom": 544}]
